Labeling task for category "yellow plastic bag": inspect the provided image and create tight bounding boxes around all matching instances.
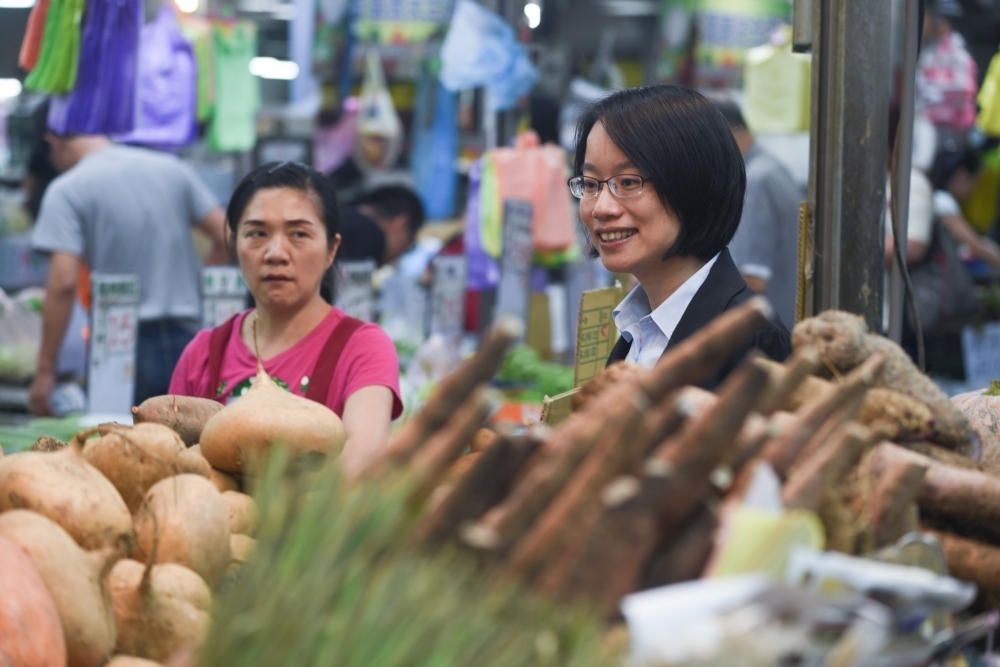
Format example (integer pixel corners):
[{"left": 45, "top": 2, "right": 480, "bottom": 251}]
[
  {"left": 977, "top": 51, "right": 1000, "bottom": 136},
  {"left": 743, "top": 37, "right": 811, "bottom": 134}
]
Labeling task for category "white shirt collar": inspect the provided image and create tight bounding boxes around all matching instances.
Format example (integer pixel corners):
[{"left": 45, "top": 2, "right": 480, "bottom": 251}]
[{"left": 612, "top": 253, "right": 720, "bottom": 366}]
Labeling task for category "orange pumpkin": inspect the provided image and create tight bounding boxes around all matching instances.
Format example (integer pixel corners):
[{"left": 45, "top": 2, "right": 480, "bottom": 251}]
[{"left": 0, "top": 535, "right": 67, "bottom": 667}]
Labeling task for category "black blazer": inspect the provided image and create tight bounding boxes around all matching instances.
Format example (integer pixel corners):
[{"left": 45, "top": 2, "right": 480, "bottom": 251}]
[{"left": 606, "top": 248, "right": 791, "bottom": 391}]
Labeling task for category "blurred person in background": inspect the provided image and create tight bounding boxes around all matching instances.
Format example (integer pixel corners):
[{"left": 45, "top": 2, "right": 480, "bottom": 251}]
[
  {"left": 929, "top": 148, "right": 1000, "bottom": 269},
  {"left": 918, "top": 0, "right": 978, "bottom": 145},
  {"left": 713, "top": 99, "right": 802, "bottom": 327},
  {"left": 336, "top": 184, "right": 425, "bottom": 269},
  {"left": 28, "top": 132, "right": 228, "bottom": 414}
]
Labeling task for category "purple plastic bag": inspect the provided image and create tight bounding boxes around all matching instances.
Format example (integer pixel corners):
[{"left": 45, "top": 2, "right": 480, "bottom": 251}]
[
  {"left": 117, "top": 6, "right": 196, "bottom": 147},
  {"left": 48, "top": 0, "right": 141, "bottom": 135},
  {"left": 464, "top": 159, "right": 501, "bottom": 290}
]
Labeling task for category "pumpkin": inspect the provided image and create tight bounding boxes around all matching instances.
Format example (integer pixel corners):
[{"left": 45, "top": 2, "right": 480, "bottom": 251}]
[{"left": 0, "top": 534, "right": 68, "bottom": 667}]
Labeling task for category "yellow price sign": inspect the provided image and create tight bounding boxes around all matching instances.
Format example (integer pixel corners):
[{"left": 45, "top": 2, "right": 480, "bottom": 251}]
[{"left": 574, "top": 285, "right": 622, "bottom": 387}]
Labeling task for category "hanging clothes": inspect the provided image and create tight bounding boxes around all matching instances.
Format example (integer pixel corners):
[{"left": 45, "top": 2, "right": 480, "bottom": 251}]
[
  {"left": 24, "top": 0, "right": 86, "bottom": 93},
  {"left": 178, "top": 14, "right": 215, "bottom": 123},
  {"left": 18, "top": 0, "right": 52, "bottom": 72},
  {"left": 208, "top": 20, "right": 260, "bottom": 152},
  {"left": 917, "top": 29, "right": 978, "bottom": 131},
  {"left": 47, "top": 0, "right": 141, "bottom": 135},
  {"left": 118, "top": 5, "right": 196, "bottom": 147}
]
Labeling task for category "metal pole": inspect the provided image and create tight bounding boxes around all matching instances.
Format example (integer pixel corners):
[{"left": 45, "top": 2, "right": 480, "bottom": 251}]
[
  {"left": 808, "top": 0, "right": 892, "bottom": 329},
  {"left": 887, "top": 0, "right": 921, "bottom": 342}
]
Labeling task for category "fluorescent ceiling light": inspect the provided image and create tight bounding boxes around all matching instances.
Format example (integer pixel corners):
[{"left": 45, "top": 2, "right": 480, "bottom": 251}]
[
  {"left": 0, "top": 0, "right": 36, "bottom": 8},
  {"left": 0, "top": 79, "right": 23, "bottom": 100},
  {"left": 249, "top": 57, "right": 300, "bottom": 80},
  {"left": 598, "top": 0, "right": 657, "bottom": 16},
  {"left": 175, "top": 0, "right": 198, "bottom": 13},
  {"left": 524, "top": 2, "right": 541, "bottom": 29}
]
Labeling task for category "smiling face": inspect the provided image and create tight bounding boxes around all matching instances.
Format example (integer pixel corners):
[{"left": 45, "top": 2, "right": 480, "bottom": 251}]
[
  {"left": 236, "top": 187, "right": 340, "bottom": 315},
  {"left": 579, "top": 122, "right": 682, "bottom": 283}
]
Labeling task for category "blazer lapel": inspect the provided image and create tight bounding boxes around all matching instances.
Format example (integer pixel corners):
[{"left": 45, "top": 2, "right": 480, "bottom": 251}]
[{"left": 664, "top": 248, "right": 748, "bottom": 351}]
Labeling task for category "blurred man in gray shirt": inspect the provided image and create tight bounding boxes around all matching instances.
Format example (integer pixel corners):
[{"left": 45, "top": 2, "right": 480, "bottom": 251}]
[{"left": 714, "top": 100, "right": 803, "bottom": 328}]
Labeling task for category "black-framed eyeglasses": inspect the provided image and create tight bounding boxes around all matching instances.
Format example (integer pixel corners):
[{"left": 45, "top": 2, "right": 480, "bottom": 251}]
[{"left": 567, "top": 174, "right": 645, "bottom": 200}]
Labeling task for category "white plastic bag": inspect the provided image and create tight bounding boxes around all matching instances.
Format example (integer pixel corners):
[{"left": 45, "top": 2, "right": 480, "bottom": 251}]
[
  {"left": 0, "top": 287, "right": 41, "bottom": 382},
  {"left": 355, "top": 49, "right": 402, "bottom": 170}
]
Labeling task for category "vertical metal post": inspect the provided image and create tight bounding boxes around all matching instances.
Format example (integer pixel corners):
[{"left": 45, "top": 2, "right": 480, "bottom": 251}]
[
  {"left": 808, "top": 0, "right": 892, "bottom": 330},
  {"left": 887, "top": 0, "right": 921, "bottom": 342}
]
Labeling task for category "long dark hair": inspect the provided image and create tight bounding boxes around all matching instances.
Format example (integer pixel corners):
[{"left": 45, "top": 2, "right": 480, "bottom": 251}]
[
  {"left": 574, "top": 85, "right": 746, "bottom": 261},
  {"left": 227, "top": 161, "right": 340, "bottom": 303}
]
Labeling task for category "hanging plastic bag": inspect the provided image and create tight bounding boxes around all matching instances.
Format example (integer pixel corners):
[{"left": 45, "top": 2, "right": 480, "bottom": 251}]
[
  {"left": 47, "top": 0, "right": 142, "bottom": 135},
  {"left": 742, "top": 29, "right": 811, "bottom": 134},
  {"left": 918, "top": 29, "right": 978, "bottom": 131},
  {"left": 355, "top": 49, "right": 403, "bottom": 170},
  {"left": 0, "top": 288, "right": 41, "bottom": 383},
  {"left": 464, "top": 159, "right": 501, "bottom": 290},
  {"left": 208, "top": 20, "right": 260, "bottom": 153},
  {"left": 314, "top": 97, "right": 359, "bottom": 174},
  {"left": 439, "top": 0, "right": 538, "bottom": 112},
  {"left": 118, "top": 5, "right": 197, "bottom": 147},
  {"left": 977, "top": 51, "right": 1000, "bottom": 137},
  {"left": 18, "top": 0, "right": 51, "bottom": 72},
  {"left": 23, "top": 0, "right": 86, "bottom": 93},
  {"left": 411, "top": 74, "right": 459, "bottom": 220}
]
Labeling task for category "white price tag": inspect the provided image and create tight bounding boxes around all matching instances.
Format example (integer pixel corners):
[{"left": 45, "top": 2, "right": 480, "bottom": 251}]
[
  {"left": 428, "top": 255, "right": 467, "bottom": 338},
  {"left": 494, "top": 200, "right": 533, "bottom": 334},
  {"left": 336, "top": 260, "right": 377, "bottom": 322},
  {"left": 89, "top": 273, "right": 141, "bottom": 415},
  {"left": 201, "top": 267, "right": 248, "bottom": 328}
]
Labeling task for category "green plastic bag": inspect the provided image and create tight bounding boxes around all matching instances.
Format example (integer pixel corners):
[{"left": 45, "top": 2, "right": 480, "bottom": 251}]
[{"left": 23, "top": 0, "right": 86, "bottom": 93}]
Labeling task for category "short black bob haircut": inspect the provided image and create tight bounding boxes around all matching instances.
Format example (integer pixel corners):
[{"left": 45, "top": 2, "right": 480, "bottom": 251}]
[
  {"left": 226, "top": 161, "right": 341, "bottom": 302},
  {"left": 574, "top": 85, "right": 746, "bottom": 262}
]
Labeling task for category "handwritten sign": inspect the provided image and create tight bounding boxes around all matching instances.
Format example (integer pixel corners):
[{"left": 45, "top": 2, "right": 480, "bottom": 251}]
[
  {"left": 89, "top": 273, "right": 140, "bottom": 416},
  {"left": 428, "top": 254, "right": 467, "bottom": 338},
  {"left": 336, "top": 260, "right": 377, "bottom": 322},
  {"left": 962, "top": 323, "right": 1000, "bottom": 388},
  {"left": 494, "top": 200, "right": 534, "bottom": 334},
  {"left": 573, "top": 286, "right": 621, "bottom": 387},
  {"left": 201, "top": 266, "right": 248, "bottom": 329}
]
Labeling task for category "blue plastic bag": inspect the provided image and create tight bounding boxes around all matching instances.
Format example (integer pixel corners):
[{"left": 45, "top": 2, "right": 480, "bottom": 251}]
[
  {"left": 48, "top": 0, "right": 142, "bottom": 135},
  {"left": 439, "top": 0, "right": 537, "bottom": 112},
  {"left": 411, "top": 76, "right": 458, "bottom": 220},
  {"left": 118, "top": 6, "right": 197, "bottom": 147}
]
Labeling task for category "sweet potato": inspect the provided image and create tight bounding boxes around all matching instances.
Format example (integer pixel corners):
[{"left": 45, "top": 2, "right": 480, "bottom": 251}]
[
  {"left": 927, "top": 530, "right": 1000, "bottom": 609},
  {"left": 570, "top": 362, "right": 649, "bottom": 412},
  {"left": 105, "top": 658, "right": 164, "bottom": 667},
  {"left": 132, "top": 395, "right": 224, "bottom": 447},
  {"left": 782, "top": 422, "right": 871, "bottom": 511},
  {"left": 208, "top": 467, "right": 240, "bottom": 493},
  {"left": 0, "top": 534, "right": 67, "bottom": 667},
  {"left": 0, "top": 510, "right": 117, "bottom": 667},
  {"left": 867, "top": 443, "right": 1000, "bottom": 544},
  {"left": 228, "top": 534, "right": 256, "bottom": 572},
  {"left": 469, "top": 428, "right": 501, "bottom": 453},
  {"left": 30, "top": 436, "right": 67, "bottom": 452},
  {"left": 0, "top": 444, "right": 133, "bottom": 552}
]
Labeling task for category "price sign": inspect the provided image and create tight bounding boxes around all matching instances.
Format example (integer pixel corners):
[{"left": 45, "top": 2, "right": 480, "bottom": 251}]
[
  {"left": 428, "top": 255, "right": 467, "bottom": 338},
  {"left": 494, "top": 200, "right": 534, "bottom": 334},
  {"left": 573, "top": 286, "right": 621, "bottom": 387},
  {"left": 336, "top": 260, "right": 377, "bottom": 322},
  {"left": 201, "top": 266, "right": 248, "bottom": 329},
  {"left": 89, "top": 273, "right": 140, "bottom": 416}
]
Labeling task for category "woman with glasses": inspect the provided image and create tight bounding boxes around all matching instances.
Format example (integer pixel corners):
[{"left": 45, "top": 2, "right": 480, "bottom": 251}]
[
  {"left": 169, "top": 162, "right": 403, "bottom": 475},
  {"left": 570, "top": 86, "right": 791, "bottom": 388}
]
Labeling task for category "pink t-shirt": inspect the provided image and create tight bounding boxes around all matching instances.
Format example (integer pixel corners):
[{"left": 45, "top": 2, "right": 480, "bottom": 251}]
[{"left": 169, "top": 308, "right": 403, "bottom": 419}]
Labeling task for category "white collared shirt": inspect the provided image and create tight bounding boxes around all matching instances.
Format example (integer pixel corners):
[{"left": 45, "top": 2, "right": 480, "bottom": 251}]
[{"left": 612, "top": 253, "right": 720, "bottom": 368}]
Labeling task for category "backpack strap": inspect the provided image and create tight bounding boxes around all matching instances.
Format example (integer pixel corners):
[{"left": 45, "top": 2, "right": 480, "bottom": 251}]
[
  {"left": 205, "top": 314, "right": 240, "bottom": 402},
  {"left": 305, "top": 316, "right": 365, "bottom": 407}
]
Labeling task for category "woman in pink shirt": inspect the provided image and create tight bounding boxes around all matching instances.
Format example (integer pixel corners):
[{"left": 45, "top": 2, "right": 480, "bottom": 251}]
[{"left": 170, "top": 162, "right": 402, "bottom": 475}]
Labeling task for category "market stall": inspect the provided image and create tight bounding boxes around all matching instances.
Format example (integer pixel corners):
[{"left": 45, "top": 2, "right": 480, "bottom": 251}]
[{"left": 4, "top": 302, "right": 1000, "bottom": 665}]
